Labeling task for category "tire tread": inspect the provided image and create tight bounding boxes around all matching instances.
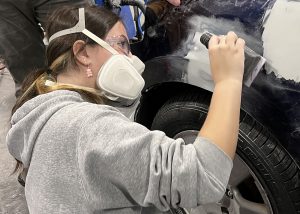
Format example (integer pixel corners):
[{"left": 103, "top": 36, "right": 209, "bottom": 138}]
[{"left": 152, "top": 92, "right": 300, "bottom": 213}]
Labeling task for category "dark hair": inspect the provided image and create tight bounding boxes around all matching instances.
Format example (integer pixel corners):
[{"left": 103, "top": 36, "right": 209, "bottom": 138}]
[
  {"left": 12, "top": 5, "right": 122, "bottom": 174},
  {"left": 46, "top": 5, "right": 121, "bottom": 76}
]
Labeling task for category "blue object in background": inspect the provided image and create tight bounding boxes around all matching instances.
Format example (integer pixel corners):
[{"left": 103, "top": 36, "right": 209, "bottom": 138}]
[
  {"left": 120, "top": 6, "right": 136, "bottom": 39},
  {"left": 95, "top": 0, "right": 136, "bottom": 39}
]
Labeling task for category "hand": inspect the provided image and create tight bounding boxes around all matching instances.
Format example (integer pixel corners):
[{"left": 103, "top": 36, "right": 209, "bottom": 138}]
[
  {"left": 208, "top": 31, "right": 245, "bottom": 85},
  {"left": 166, "top": 0, "right": 180, "bottom": 6}
]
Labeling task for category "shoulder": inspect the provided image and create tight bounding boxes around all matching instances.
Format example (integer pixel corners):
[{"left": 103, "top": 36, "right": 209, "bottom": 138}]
[
  {"left": 47, "top": 90, "right": 127, "bottom": 122},
  {"left": 59, "top": 101, "right": 133, "bottom": 137},
  {"left": 73, "top": 102, "right": 127, "bottom": 121}
]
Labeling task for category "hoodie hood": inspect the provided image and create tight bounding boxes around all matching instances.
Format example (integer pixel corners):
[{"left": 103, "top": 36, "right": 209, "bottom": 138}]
[{"left": 6, "top": 90, "right": 84, "bottom": 168}]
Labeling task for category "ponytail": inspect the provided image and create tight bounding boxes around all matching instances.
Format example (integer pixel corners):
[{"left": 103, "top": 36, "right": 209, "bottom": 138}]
[
  {"left": 12, "top": 68, "right": 105, "bottom": 115},
  {"left": 12, "top": 69, "right": 49, "bottom": 115}
]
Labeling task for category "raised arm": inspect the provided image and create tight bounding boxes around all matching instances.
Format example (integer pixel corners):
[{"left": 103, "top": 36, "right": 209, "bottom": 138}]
[{"left": 199, "top": 31, "right": 245, "bottom": 159}]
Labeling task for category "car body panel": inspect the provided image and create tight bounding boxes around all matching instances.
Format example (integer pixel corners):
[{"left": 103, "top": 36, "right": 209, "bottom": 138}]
[
  {"left": 131, "top": 0, "right": 300, "bottom": 162},
  {"left": 138, "top": 55, "right": 300, "bottom": 161}
]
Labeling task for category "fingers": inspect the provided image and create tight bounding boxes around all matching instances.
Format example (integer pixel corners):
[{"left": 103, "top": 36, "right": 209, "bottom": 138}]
[
  {"left": 207, "top": 31, "right": 245, "bottom": 85},
  {"left": 219, "top": 35, "right": 226, "bottom": 46},
  {"left": 226, "top": 31, "right": 238, "bottom": 47},
  {"left": 236, "top": 38, "right": 245, "bottom": 49},
  {"left": 208, "top": 31, "right": 245, "bottom": 49},
  {"left": 208, "top": 35, "right": 220, "bottom": 48}
]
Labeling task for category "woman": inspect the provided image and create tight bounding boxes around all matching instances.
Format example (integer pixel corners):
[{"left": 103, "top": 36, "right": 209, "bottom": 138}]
[{"left": 6, "top": 6, "right": 245, "bottom": 214}]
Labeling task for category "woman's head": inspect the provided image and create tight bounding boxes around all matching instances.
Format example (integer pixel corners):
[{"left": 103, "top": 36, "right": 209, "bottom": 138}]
[
  {"left": 46, "top": 6, "right": 129, "bottom": 88},
  {"left": 12, "top": 6, "right": 129, "bottom": 113},
  {"left": 13, "top": 5, "right": 145, "bottom": 118},
  {"left": 45, "top": 6, "right": 145, "bottom": 101}
]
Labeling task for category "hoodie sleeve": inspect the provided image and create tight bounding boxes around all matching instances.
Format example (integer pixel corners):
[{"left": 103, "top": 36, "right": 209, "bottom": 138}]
[{"left": 77, "top": 106, "right": 233, "bottom": 211}]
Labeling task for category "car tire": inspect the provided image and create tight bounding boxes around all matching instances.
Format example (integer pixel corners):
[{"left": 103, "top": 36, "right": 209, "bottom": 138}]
[{"left": 151, "top": 92, "right": 300, "bottom": 214}]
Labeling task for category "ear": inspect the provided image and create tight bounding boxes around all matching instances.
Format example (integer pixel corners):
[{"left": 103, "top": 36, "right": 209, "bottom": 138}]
[{"left": 72, "top": 40, "right": 90, "bottom": 66}]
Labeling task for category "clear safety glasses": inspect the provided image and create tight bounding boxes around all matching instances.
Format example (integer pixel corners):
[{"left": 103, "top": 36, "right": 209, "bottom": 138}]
[
  {"left": 106, "top": 35, "right": 131, "bottom": 56},
  {"left": 48, "top": 8, "right": 130, "bottom": 56}
]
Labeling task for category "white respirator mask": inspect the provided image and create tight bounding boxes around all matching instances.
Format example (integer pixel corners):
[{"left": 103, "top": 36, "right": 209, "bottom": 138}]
[{"left": 48, "top": 8, "right": 145, "bottom": 103}]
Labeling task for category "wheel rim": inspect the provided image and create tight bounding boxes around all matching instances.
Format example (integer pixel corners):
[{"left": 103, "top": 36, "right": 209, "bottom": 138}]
[{"left": 173, "top": 130, "right": 274, "bottom": 214}]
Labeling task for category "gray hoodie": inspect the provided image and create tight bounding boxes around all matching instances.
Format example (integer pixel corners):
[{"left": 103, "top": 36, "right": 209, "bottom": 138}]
[{"left": 7, "top": 90, "right": 232, "bottom": 214}]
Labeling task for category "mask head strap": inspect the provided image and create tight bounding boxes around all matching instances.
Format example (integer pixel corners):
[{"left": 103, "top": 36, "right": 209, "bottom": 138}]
[{"left": 48, "top": 8, "right": 119, "bottom": 55}]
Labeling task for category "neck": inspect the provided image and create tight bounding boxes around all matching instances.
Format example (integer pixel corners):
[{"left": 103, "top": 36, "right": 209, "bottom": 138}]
[{"left": 57, "top": 70, "right": 96, "bottom": 89}]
